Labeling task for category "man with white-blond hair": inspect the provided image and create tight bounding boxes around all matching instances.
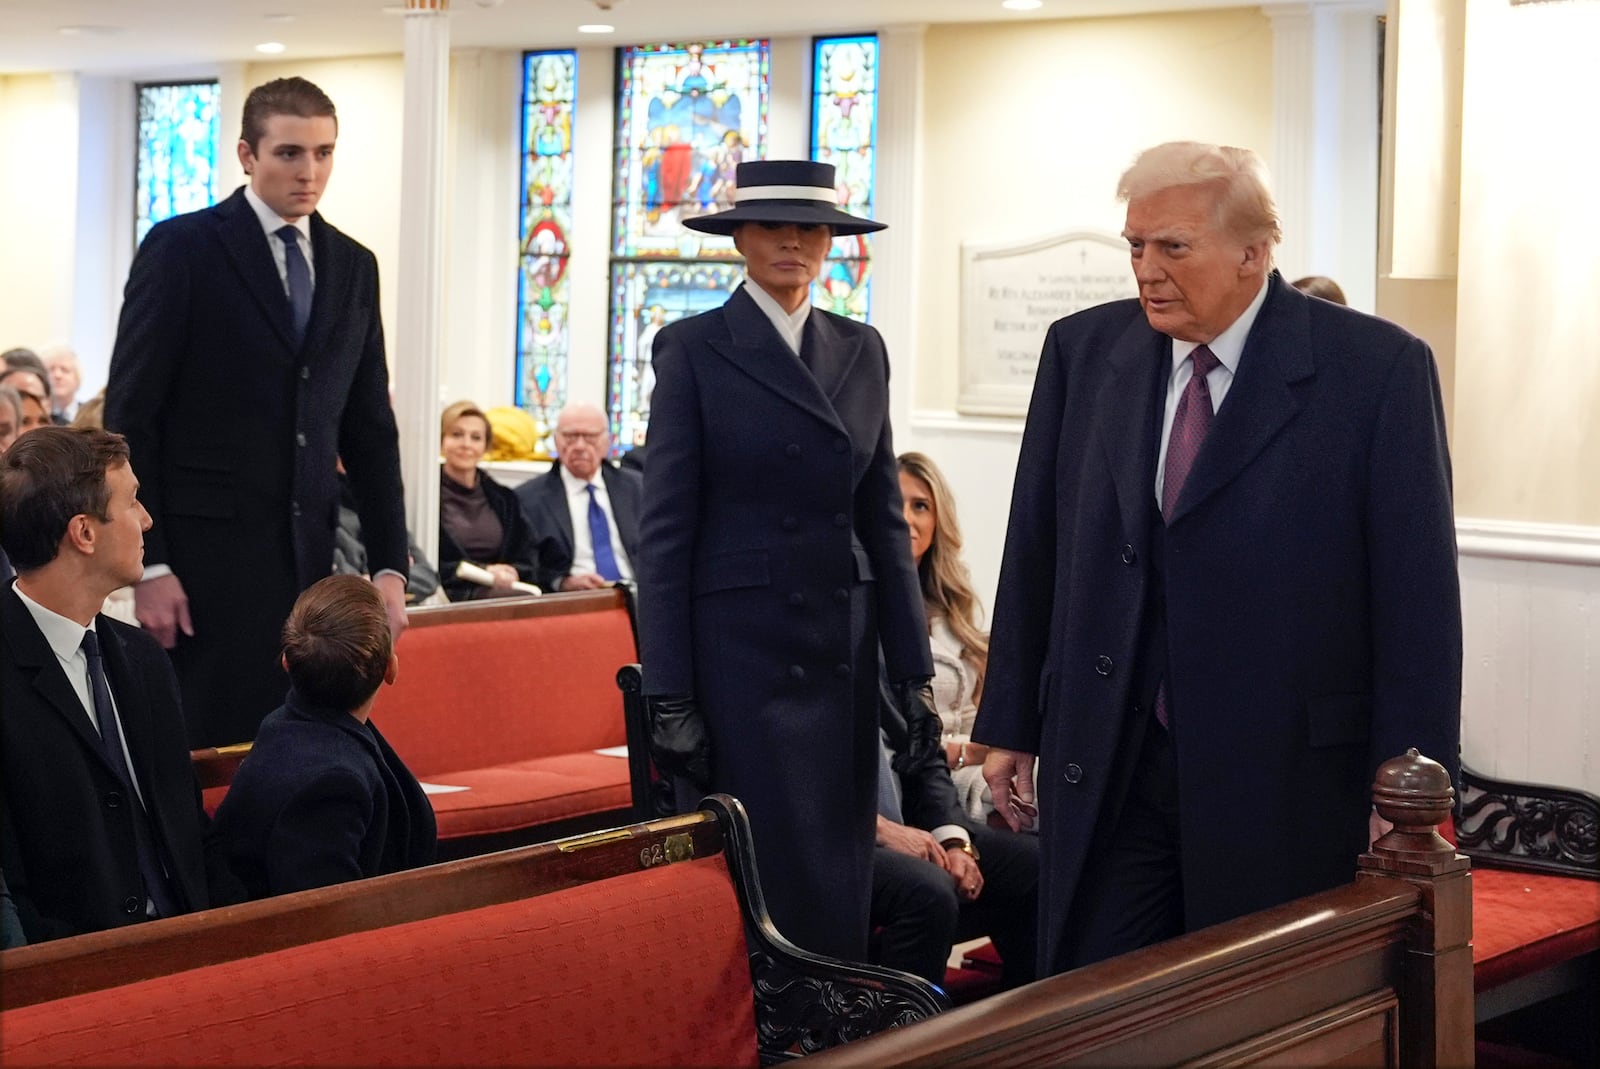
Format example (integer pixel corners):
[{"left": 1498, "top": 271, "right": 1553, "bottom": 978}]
[
  {"left": 514, "top": 401, "right": 642, "bottom": 593},
  {"left": 974, "top": 141, "right": 1461, "bottom": 976},
  {"left": 44, "top": 349, "right": 82, "bottom": 423}
]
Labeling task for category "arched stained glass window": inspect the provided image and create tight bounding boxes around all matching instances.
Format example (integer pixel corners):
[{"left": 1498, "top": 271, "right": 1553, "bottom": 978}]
[
  {"left": 136, "top": 81, "right": 220, "bottom": 245},
  {"left": 810, "top": 35, "right": 878, "bottom": 322},
  {"left": 607, "top": 40, "right": 769, "bottom": 453},
  {"left": 516, "top": 49, "right": 578, "bottom": 453}
]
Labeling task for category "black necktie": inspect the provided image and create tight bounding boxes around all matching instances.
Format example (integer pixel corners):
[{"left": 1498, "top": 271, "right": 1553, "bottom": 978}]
[
  {"left": 277, "top": 224, "right": 313, "bottom": 342},
  {"left": 81, "top": 630, "right": 179, "bottom": 918}
]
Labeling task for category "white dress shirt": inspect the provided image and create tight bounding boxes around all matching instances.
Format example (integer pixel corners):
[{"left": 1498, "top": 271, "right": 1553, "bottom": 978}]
[
  {"left": 244, "top": 185, "right": 316, "bottom": 295},
  {"left": 741, "top": 278, "right": 812, "bottom": 355},
  {"left": 13, "top": 584, "right": 150, "bottom": 810},
  {"left": 1154, "top": 278, "right": 1270, "bottom": 503},
  {"left": 559, "top": 464, "right": 635, "bottom": 583}
]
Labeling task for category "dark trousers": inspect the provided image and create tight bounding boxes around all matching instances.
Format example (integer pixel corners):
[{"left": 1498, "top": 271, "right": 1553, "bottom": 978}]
[
  {"left": 1053, "top": 722, "right": 1184, "bottom": 972},
  {"left": 871, "top": 824, "right": 1040, "bottom": 988}
]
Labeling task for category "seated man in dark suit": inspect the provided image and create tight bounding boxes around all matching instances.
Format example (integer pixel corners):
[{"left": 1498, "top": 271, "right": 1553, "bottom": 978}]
[
  {"left": 873, "top": 679, "right": 1039, "bottom": 989},
  {"left": 1, "top": 427, "right": 221, "bottom": 941},
  {"left": 515, "top": 401, "right": 642, "bottom": 592},
  {"left": 208, "top": 574, "right": 436, "bottom": 898}
]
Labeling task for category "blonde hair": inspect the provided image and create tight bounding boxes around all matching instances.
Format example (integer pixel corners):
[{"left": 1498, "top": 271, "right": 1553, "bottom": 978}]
[
  {"left": 898, "top": 452, "right": 988, "bottom": 698},
  {"left": 439, "top": 400, "right": 491, "bottom": 444},
  {"left": 1117, "top": 141, "right": 1282, "bottom": 252}
]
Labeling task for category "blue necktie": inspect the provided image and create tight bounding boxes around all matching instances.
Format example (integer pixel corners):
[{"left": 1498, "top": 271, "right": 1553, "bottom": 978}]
[
  {"left": 277, "top": 225, "right": 313, "bottom": 342},
  {"left": 586, "top": 484, "right": 622, "bottom": 582},
  {"left": 81, "top": 630, "right": 180, "bottom": 918}
]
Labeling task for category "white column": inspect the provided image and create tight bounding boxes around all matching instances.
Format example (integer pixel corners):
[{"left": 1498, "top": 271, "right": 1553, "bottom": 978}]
[
  {"left": 871, "top": 24, "right": 928, "bottom": 445},
  {"left": 1263, "top": 1, "right": 1384, "bottom": 312},
  {"left": 394, "top": 0, "right": 451, "bottom": 565}
]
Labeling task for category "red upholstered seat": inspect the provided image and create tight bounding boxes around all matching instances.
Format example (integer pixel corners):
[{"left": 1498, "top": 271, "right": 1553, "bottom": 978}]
[
  {"left": 1470, "top": 867, "right": 1600, "bottom": 992},
  {"left": 372, "top": 601, "right": 637, "bottom": 839},
  {"left": 0, "top": 855, "right": 760, "bottom": 1068}
]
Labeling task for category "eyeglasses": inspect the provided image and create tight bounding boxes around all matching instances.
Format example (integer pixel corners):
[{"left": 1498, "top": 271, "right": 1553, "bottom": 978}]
[{"left": 556, "top": 429, "right": 604, "bottom": 445}]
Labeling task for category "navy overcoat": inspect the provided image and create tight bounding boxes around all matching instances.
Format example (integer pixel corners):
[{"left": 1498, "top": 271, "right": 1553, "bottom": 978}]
[
  {"left": 637, "top": 285, "right": 932, "bottom": 960},
  {"left": 975, "top": 276, "right": 1462, "bottom": 971}
]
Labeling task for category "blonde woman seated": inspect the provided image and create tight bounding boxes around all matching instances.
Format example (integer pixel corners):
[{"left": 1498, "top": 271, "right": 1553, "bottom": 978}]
[
  {"left": 898, "top": 452, "right": 1027, "bottom": 827},
  {"left": 438, "top": 401, "right": 540, "bottom": 601}
]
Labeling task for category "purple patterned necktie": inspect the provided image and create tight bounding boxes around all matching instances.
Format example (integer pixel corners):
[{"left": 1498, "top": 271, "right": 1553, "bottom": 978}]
[{"left": 1155, "top": 344, "right": 1220, "bottom": 729}]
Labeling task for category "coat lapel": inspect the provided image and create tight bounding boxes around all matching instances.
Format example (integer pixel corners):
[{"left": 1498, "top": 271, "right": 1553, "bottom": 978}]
[
  {"left": 800, "top": 311, "right": 863, "bottom": 406},
  {"left": 214, "top": 188, "right": 300, "bottom": 353},
  {"left": 2, "top": 589, "right": 121, "bottom": 776},
  {"left": 1168, "top": 276, "right": 1314, "bottom": 524},
  {"left": 95, "top": 620, "right": 158, "bottom": 791},
  {"left": 601, "top": 467, "right": 638, "bottom": 555},
  {"left": 1097, "top": 317, "right": 1169, "bottom": 542},
  {"left": 302, "top": 214, "right": 351, "bottom": 360},
  {"left": 541, "top": 469, "right": 575, "bottom": 555},
  {"left": 708, "top": 288, "right": 845, "bottom": 433}
]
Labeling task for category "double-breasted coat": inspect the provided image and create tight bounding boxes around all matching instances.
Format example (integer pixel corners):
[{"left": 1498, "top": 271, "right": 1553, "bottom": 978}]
[
  {"left": 105, "top": 187, "right": 407, "bottom": 748},
  {"left": 975, "top": 276, "right": 1462, "bottom": 972},
  {"left": 637, "top": 285, "right": 932, "bottom": 961}
]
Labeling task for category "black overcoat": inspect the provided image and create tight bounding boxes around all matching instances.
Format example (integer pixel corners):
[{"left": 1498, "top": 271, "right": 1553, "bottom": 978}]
[
  {"left": 636, "top": 286, "right": 932, "bottom": 960},
  {"left": 1, "top": 583, "right": 220, "bottom": 942},
  {"left": 105, "top": 188, "right": 406, "bottom": 747},
  {"left": 975, "top": 276, "right": 1462, "bottom": 970}
]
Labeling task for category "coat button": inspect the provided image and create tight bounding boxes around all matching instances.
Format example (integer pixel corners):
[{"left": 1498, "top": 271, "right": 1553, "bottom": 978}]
[
  {"left": 1063, "top": 763, "right": 1084, "bottom": 784},
  {"left": 291, "top": 501, "right": 302, "bottom": 518},
  {"left": 834, "top": 663, "right": 850, "bottom": 679},
  {"left": 105, "top": 791, "right": 122, "bottom": 809},
  {"left": 1094, "top": 655, "right": 1114, "bottom": 677},
  {"left": 789, "top": 665, "right": 806, "bottom": 681},
  {"left": 833, "top": 588, "right": 849, "bottom": 604},
  {"left": 788, "top": 592, "right": 805, "bottom": 607},
  {"left": 781, "top": 516, "right": 798, "bottom": 532},
  {"left": 785, "top": 443, "right": 802, "bottom": 459},
  {"left": 833, "top": 438, "right": 848, "bottom": 453},
  {"left": 296, "top": 431, "right": 307, "bottom": 447},
  {"left": 299, "top": 366, "right": 311, "bottom": 380},
  {"left": 1121, "top": 544, "right": 1137, "bottom": 565},
  {"left": 833, "top": 513, "right": 849, "bottom": 528},
  {"left": 123, "top": 896, "right": 142, "bottom": 914}
]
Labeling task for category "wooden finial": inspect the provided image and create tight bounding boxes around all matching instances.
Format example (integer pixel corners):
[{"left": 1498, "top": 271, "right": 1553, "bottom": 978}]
[{"left": 1370, "top": 748, "right": 1456, "bottom": 856}]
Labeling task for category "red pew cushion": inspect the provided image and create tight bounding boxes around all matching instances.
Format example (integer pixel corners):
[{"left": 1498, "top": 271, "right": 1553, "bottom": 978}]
[
  {"left": 1471, "top": 867, "right": 1600, "bottom": 992},
  {"left": 424, "top": 752, "right": 633, "bottom": 839},
  {"left": 0, "top": 854, "right": 759, "bottom": 1068}
]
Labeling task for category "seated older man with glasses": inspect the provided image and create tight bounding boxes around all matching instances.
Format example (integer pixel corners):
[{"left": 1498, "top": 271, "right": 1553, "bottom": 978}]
[{"left": 514, "top": 401, "right": 643, "bottom": 594}]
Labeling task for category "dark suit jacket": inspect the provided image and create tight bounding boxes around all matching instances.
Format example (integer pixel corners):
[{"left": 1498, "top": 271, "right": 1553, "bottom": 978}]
[
  {"left": 207, "top": 690, "right": 436, "bottom": 898},
  {"left": 636, "top": 285, "right": 931, "bottom": 961},
  {"left": 1, "top": 582, "right": 216, "bottom": 942},
  {"left": 104, "top": 187, "right": 406, "bottom": 747},
  {"left": 514, "top": 462, "right": 642, "bottom": 593},
  {"left": 975, "top": 274, "right": 1462, "bottom": 966},
  {"left": 438, "top": 467, "right": 541, "bottom": 600}
]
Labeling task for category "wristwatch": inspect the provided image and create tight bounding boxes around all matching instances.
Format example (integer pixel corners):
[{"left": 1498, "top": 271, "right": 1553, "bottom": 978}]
[{"left": 941, "top": 837, "right": 979, "bottom": 861}]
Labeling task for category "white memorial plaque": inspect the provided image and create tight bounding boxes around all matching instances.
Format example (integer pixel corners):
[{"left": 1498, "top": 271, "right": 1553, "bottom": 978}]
[{"left": 958, "top": 230, "right": 1137, "bottom": 417}]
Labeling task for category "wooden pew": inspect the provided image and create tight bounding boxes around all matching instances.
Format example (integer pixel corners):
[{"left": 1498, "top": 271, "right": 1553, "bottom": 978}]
[
  {"left": 802, "top": 748, "right": 1474, "bottom": 1068},
  {"left": 0, "top": 796, "right": 942, "bottom": 1066}
]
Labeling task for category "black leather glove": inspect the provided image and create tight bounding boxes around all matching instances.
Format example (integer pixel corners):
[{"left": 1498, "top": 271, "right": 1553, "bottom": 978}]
[
  {"left": 649, "top": 694, "right": 713, "bottom": 792},
  {"left": 891, "top": 677, "right": 942, "bottom": 774}
]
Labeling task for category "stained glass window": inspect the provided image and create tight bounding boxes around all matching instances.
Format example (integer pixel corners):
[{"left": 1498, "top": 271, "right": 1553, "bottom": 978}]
[
  {"left": 810, "top": 35, "right": 878, "bottom": 321},
  {"left": 516, "top": 50, "right": 578, "bottom": 455},
  {"left": 136, "top": 81, "right": 220, "bottom": 245},
  {"left": 607, "top": 40, "right": 771, "bottom": 452}
]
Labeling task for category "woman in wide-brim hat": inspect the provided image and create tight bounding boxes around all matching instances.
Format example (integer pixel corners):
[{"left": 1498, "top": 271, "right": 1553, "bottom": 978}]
[{"left": 635, "top": 159, "right": 934, "bottom": 964}]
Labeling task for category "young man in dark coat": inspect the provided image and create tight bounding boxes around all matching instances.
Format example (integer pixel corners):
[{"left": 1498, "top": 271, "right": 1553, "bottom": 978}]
[
  {"left": 105, "top": 77, "right": 408, "bottom": 748},
  {"left": 636, "top": 161, "right": 936, "bottom": 963},
  {"left": 1, "top": 428, "right": 224, "bottom": 941},
  {"left": 208, "top": 574, "right": 436, "bottom": 898},
  {"left": 977, "top": 141, "right": 1461, "bottom": 975}
]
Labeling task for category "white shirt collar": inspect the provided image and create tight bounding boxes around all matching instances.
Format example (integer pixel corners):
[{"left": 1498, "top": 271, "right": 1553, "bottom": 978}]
[
  {"left": 13, "top": 582, "right": 94, "bottom": 664},
  {"left": 244, "top": 185, "right": 312, "bottom": 246},
  {"left": 558, "top": 463, "right": 600, "bottom": 497},
  {"left": 1170, "top": 275, "right": 1270, "bottom": 376},
  {"left": 741, "top": 278, "right": 812, "bottom": 356}
]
